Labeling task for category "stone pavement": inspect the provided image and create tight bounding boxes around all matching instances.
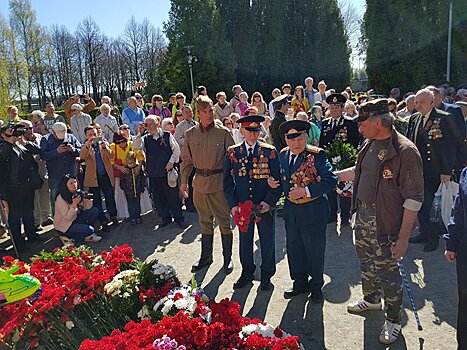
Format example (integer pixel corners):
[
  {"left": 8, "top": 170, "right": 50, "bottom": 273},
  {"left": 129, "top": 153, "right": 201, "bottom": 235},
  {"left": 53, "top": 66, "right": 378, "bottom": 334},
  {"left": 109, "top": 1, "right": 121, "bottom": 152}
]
[{"left": 1, "top": 209, "right": 458, "bottom": 350}]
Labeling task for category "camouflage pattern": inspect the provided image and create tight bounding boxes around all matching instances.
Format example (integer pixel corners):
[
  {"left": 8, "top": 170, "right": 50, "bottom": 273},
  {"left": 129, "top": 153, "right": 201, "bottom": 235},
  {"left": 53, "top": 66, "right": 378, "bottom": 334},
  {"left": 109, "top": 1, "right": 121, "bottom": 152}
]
[{"left": 354, "top": 201, "right": 403, "bottom": 323}]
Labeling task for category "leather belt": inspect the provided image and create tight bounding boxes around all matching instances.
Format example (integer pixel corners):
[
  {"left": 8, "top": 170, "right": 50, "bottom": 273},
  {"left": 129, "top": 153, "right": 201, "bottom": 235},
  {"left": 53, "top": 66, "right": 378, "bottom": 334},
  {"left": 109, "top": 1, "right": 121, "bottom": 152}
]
[
  {"left": 287, "top": 195, "right": 320, "bottom": 205},
  {"left": 195, "top": 168, "right": 223, "bottom": 177}
]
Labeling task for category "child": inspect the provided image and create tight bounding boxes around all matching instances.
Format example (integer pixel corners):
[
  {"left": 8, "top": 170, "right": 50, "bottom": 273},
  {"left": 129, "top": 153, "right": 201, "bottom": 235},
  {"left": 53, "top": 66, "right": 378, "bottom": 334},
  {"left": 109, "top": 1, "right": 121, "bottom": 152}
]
[{"left": 119, "top": 151, "right": 146, "bottom": 225}]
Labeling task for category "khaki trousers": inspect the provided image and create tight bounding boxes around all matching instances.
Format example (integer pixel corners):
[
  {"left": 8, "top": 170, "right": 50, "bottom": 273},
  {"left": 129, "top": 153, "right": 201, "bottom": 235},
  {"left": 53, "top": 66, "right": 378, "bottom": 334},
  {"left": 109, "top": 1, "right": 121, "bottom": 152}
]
[{"left": 193, "top": 189, "right": 232, "bottom": 235}]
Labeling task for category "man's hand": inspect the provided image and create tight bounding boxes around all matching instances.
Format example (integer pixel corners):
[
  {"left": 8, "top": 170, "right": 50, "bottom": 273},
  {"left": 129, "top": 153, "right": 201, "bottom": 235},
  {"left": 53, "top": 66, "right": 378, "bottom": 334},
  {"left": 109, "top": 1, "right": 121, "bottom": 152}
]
[
  {"left": 83, "top": 93, "right": 90, "bottom": 101},
  {"left": 288, "top": 186, "right": 306, "bottom": 200},
  {"left": 180, "top": 184, "right": 189, "bottom": 198},
  {"left": 57, "top": 144, "right": 70, "bottom": 154},
  {"left": 137, "top": 122, "right": 146, "bottom": 135},
  {"left": 165, "top": 162, "right": 174, "bottom": 171},
  {"left": 134, "top": 164, "right": 142, "bottom": 176},
  {"left": 440, "top": 174, "right": 451, "bottom": 183},
  {"left": 258, "top": 201, "right": 270, "bottom": 213},
  {"left": 267, "top": 177, "right": 280, "bottom": 189},
  {"left": 445, "top": 250, "right": 457, "bottom": 263},
  {"left": 390, "top": 238, "right": 409, "bottom": 260},
  {"left": 231, "top": 206, "right": 238, "bottom": 217},
  {"left": 118, "top": 165, "right": 129, "bottom": 175},
  {"left": 72, "top": 94, "right": 80, "bottom": 102}
]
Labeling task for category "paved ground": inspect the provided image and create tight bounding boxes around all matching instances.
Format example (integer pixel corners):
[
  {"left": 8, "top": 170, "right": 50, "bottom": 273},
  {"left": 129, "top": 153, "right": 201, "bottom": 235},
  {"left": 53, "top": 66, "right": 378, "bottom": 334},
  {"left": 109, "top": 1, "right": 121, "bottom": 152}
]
[{"left": 1, "top": 209, "right": 458, "bottom": 350}]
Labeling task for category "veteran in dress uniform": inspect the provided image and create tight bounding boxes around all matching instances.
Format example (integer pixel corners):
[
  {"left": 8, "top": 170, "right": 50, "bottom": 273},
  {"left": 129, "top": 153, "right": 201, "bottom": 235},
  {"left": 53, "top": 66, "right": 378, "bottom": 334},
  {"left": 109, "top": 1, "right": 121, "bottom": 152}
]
[
  {"left": 270, "top": 120, "right": 337, "bottom": 302},
  {"left": 407, "top": 88, "right": 457, "bottom": 252},
  {"left": 224, "top": 116, "right": 281, "bottom": 291},
  {"left": 319, "top": 93, "right": 360, "bottom": 225},
  {"left": 180, "top": 96, "right": 235, "bottom": 273},
  {"left": 270, "top": 94, "right": 293, "bottom": 152}
]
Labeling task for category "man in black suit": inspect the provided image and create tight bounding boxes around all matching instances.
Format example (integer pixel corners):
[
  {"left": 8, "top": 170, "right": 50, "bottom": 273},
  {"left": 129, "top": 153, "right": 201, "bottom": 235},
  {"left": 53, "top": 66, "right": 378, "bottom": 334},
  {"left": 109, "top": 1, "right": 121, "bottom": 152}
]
[
  {"left": 428, "top": 86, "right": 465, "bottom": 178},
  {"left": 319, "top": 93, "right": 360, "bottom": 225},
  {"left": 407, "top": 88, "right": 457, "bottom": 251}
]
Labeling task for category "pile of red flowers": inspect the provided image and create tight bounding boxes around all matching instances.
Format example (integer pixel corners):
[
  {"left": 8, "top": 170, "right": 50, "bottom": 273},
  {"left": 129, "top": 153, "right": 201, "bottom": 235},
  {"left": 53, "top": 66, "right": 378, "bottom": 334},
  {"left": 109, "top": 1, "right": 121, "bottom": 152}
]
[{"left": 233, "top": 200, "right": 263, "bottom": 233}]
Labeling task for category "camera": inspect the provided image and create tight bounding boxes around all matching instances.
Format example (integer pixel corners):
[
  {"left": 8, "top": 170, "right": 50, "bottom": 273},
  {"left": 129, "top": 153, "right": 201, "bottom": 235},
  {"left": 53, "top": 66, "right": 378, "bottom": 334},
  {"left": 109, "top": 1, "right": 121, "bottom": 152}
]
[
  {"left": 72, "top": 189, "right": 93, "bottom": 200},
  {"left": 93, "top": 136, "right": 103, "bottom": 143},
  {"left": 8, "top": 124, "right": 27, "bottom": 137},
  {"left": 197, "top": 86, "right": 205, "bottom": 95}
]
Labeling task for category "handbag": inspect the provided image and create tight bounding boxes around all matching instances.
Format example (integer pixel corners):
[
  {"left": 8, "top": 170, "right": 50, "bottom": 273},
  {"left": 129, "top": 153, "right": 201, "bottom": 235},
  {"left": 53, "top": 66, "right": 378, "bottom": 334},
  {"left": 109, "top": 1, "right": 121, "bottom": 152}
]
[{"left": 439, "top": 181, "right": 459, "bottom": 229}]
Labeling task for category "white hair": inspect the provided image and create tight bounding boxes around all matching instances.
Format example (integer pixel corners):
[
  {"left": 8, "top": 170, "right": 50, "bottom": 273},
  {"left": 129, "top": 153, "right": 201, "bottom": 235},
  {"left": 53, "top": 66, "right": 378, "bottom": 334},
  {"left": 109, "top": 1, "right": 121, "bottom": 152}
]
[
  {"left": 101, "top": 95, "right": 111, "bottom": 102},
  {"left": 416, "top": 88, "right": 434, "bottom": 100},
  {"left": 100, "top": 103, "right": 111, "bottom": 111},
  {"left": 305, "top": 77, "right": 314, "bottom": 83},
  {"left": 31, "top": 110, "right": 45, "bottom": 119}
]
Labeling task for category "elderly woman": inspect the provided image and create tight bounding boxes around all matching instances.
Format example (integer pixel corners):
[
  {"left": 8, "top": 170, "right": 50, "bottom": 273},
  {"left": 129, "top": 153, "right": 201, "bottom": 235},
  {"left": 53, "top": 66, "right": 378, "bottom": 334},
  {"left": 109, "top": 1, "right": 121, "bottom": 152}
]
[
  {"left": 95, "top": 103, "right": 119, "bottom": 142},
  {"left": 213, "top": 91, "right": 232, "bottom": 119},
  {"left": 223, "top": 114, "right": 243, "bottom": 143},
  {"left": 31, "top": 110, "right": 47, "bottom": 135},
  {"left": 234, "top": 92, "right": 250, "bottom": 116},
  {"left": 295, "top": 111, "right": 320, "bottom": 146}
]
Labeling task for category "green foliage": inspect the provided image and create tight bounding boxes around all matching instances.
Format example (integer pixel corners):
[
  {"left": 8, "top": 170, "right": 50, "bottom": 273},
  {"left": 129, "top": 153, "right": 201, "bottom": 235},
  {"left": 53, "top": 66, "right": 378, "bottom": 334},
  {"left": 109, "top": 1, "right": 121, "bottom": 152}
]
[
  {"left": 324, "top": 140, "right": 358, "bottom": 170},
  {"left": 31, "top": 246, "right": 94, "bottom": 263},
  {"left": 364, "top": 0, "right": 467, "bottom": 93}
]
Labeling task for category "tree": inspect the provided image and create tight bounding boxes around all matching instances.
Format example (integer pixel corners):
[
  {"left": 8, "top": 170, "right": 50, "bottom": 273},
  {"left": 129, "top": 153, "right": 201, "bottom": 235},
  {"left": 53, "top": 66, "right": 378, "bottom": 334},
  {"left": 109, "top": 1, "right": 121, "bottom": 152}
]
[{"left": 157, "top": 0, "right": 236, "bottom": 99}]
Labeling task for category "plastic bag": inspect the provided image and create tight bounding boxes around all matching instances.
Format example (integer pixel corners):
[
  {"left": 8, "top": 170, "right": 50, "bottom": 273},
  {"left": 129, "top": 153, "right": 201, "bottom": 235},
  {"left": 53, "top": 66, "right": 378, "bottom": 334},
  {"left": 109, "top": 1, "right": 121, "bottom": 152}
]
[{"left": 435, "top": 181, "right": 460, "bottom": 230}]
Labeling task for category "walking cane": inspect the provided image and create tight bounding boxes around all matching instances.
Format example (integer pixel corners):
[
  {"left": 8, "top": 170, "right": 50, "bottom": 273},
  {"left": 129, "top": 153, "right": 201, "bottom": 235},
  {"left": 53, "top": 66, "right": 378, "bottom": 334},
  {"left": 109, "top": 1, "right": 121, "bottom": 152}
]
[{"left": 389, "top": 236, "right": 423, "bottom": 331}]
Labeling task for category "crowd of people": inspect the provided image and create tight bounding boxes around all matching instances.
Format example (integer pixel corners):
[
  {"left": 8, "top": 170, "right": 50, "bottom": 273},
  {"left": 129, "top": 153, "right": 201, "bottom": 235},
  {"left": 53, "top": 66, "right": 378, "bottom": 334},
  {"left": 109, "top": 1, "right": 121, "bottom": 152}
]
[{"left": 1, "top": 77, "right": 467, "bottom": 347}]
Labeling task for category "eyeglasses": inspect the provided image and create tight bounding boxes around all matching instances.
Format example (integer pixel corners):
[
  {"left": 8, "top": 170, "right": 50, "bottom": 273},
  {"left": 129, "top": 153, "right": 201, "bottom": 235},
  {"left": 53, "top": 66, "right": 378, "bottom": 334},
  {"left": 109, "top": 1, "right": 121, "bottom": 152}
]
[{"left": 135, "top": 96, "right": 142, "bottom": 100}]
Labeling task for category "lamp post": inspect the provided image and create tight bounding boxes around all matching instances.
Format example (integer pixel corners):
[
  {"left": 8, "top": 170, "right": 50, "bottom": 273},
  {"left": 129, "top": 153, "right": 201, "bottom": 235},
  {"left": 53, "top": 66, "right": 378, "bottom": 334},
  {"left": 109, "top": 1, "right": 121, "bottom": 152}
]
[
  {"left": 446, "top": 1, "right": 453, "bottom": 82},
  {"left": 185, "top": 46, "right": 197, "bottom": 98}
]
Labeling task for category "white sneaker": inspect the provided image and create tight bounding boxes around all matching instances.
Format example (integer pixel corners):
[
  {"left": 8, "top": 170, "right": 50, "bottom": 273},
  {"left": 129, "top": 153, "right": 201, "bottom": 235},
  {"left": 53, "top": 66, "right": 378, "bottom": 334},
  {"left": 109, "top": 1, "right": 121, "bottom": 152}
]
[
  {"left": 85, "top": 233, "right": 102, "bottom": 243},
  {"left": 379, "top": 320, "right": 401, "bottom": 345},
  {"left": 347, "top": 299, "right": 382, "bottom": 313},
  {"left": 59, "top": 235, "right": 75, "bottom": 247}
]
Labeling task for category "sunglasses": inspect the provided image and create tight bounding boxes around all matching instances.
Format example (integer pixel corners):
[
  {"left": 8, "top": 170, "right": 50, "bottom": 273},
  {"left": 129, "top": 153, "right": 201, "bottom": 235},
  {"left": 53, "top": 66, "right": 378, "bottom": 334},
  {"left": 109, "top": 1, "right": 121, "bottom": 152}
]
[
  {"left": 176, "top": 96, "right": 183, "bottom": 99},
  {"left": 116, "top": 140, "right": 127, "bottom": 144},
  {"left": 119, "top": 127, "right": 129, "bottom": 130},
  {"left": 175, "top": 114, "right": 182, "bottom": 117},
  {"left": 135, "top": 96, "right": 142, "bottom": 100}
]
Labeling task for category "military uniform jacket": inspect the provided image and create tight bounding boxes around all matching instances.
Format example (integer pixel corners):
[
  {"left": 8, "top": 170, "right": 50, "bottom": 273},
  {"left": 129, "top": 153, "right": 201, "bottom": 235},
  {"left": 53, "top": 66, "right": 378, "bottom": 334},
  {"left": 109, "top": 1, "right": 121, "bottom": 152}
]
[
  {"left": 270, "top": 111, "right": 287, "bottom": 152},
  {"left": 223, "top": 141, "right": 281, "bottom": 209},
  {"left": 319, "top": 116, "right": 360, "bottom": 149},
  {"left": 407, "top": 108, "right": 456, "bottom": 180},
  {"left": 279, "top": 145, "right": 337, "bottom": 224}
]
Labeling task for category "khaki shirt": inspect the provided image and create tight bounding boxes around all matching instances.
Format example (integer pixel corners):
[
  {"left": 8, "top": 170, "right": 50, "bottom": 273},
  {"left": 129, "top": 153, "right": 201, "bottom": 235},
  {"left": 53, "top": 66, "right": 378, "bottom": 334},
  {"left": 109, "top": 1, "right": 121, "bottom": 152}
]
[{"left": 181, "top": 123, "right": 234, "bottom": 193}]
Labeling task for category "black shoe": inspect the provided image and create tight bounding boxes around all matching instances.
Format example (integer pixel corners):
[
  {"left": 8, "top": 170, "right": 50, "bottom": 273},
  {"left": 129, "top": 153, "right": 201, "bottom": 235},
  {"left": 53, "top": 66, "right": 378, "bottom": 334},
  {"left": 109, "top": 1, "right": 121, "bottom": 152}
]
[
  {"left": 100, "top": 225, "right": 110, "bottom": 232},
  {"left": 233, "top": 275, "right": 254, "bottom": 289},
  {"left": 310, "top": 289, "right": 324, "bottom": 303},
  {"left": 328, "top": 216, "right": 337, "bottom": 224},
  {"left": 159, "top": 220, "right": 172, "bottom": 228},
  {"left": 223, "top": 259, "right": 234, "bottom": 274},
  {"left": 260, "top": 278, "right": 272, "bottom": 291},
  {"left": 27, "top": 234, "right": 47, "bottom": 242},
  {"left": 111, "top": 217, "right": 119, "bottom": 225},
  {"left": 409, "top": 234, "right": 428, "bottom": 244},
  {"left": 41, "top": 218, "right": 53, "bottom": 226},
  {"left": 423, "top": 239, "right": 439, "bottom": 252},
  {"left": 221, "top": 234, "right": 234, "bottom": 274},
  {"left": 136, "top": 218, "right": 142, "bottom": 225},
  {"left": 284, "top": 286, "right": 310, "bottom": 299},
  {"left": 177, "top": 221, "right": 188, "bottom": 229},
  {"left": 35, "top": 225, "right": 43, "bottom": 231},
  {"left": 185, "top": 205, "right": 197, "bottom": 213}
]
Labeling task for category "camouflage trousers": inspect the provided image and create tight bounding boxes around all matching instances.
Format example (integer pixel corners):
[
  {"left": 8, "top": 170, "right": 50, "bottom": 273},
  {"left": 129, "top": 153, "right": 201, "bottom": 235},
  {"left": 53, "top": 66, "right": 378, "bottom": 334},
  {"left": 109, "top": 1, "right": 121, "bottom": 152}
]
[{"left": 354, "top": 201, "right": 403, "bottom": 323}]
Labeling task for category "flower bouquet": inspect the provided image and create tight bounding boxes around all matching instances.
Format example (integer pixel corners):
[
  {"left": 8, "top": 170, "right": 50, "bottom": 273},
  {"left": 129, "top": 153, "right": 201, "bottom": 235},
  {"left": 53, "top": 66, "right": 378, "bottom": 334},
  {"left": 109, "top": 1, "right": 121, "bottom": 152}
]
[
  {"left": 324, "top": 140, "right": 358, "bottom": 197},
  {"left": 233, "top": 200, "right": 264, "bottom": 233}
]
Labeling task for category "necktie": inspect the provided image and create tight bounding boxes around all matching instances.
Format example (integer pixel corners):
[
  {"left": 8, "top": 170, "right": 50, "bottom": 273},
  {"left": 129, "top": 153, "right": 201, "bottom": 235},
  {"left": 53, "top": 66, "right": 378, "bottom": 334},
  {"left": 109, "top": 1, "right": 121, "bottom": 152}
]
[
  {"left": 289, "top": 154, "right": 296, "bottom": 170},
  {"left": 248, "top": 147, "right": 253, "bottom": 160}
]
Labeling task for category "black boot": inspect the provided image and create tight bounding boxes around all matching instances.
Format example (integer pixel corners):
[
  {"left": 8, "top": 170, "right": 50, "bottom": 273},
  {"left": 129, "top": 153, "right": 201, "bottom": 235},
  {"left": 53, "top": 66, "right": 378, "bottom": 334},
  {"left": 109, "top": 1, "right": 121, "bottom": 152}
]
[
  {"left": 221, "top": 234, "right": 234, "bottom": 274},
  {"left": 191, "top": 234, "right": 214, "bottom": 272}
]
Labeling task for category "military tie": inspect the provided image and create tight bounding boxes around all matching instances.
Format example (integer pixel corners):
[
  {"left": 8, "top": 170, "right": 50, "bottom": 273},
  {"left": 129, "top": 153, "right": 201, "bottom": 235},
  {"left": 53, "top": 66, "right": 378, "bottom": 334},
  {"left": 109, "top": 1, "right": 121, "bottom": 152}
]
[
  {"left": 248, "top": 147, "right": 253, "bottom": 160},
  {"left": 289, "top": 154, "right": 296, "bottom": 171}
]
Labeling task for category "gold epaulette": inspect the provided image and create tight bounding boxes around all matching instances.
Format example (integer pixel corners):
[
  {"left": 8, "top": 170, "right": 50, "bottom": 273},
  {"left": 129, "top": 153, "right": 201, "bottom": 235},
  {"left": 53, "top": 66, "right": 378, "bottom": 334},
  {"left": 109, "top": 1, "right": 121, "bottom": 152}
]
[
  {"left": 306, "top": 145, "right": 322, "bottom": 153},
  {"left": 258, "top": 142, "right": 274, "bottom": 149},
  {"left": 280, "top": 146, "right": 290, "bottom": 153},
  {"left": 228, "top": 142, "right": 243, "bottom": 151}
]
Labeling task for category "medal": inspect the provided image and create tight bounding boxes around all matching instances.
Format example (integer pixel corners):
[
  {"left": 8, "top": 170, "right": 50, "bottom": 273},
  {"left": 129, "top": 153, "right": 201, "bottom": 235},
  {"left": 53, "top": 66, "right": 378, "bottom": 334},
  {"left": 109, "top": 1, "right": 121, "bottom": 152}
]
[{"left": 377, "top": 150, "right": 387, "bottom": 160}]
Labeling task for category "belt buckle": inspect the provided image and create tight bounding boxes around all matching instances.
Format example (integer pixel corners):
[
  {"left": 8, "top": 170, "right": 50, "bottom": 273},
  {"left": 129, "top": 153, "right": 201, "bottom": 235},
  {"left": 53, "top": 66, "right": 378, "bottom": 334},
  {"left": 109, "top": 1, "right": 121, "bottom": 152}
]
[{"left": 201, "top": 169, "right": 209, "bottom": 176}]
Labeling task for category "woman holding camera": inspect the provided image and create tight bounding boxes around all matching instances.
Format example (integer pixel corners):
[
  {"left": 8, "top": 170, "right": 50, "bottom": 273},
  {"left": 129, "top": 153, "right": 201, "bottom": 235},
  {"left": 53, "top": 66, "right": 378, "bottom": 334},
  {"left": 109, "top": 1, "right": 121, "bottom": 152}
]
[{"left": 53, "top": 174, "right": 102, "bottom": 246}]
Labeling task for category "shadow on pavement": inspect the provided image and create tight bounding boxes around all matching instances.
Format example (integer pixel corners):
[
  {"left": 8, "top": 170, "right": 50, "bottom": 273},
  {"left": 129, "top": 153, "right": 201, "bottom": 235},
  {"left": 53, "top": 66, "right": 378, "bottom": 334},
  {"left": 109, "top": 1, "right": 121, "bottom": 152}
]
[{"left": 244, "top": 285, "right": 274, "bottom": 321}]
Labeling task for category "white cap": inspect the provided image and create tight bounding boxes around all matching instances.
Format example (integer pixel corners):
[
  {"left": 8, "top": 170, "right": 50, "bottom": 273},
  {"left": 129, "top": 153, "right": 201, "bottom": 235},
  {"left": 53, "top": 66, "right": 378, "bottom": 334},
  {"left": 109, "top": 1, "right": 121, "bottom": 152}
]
[
  {"left": 167, "top": 168, "right": 178, "bottom": 188},
  {"left": 71, "top": 103, "right": 83, "bottom": 111},
  {"left": 52, "top": 122, "right": 67, "bottom": 140}
]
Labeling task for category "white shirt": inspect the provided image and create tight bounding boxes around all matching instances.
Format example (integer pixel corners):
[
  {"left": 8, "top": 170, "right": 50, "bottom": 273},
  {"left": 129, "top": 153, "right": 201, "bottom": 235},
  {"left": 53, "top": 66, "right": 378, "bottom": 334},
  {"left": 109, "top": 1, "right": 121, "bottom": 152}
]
[{"left": 414, "top": 110, "right": 431, "bottom": 141}]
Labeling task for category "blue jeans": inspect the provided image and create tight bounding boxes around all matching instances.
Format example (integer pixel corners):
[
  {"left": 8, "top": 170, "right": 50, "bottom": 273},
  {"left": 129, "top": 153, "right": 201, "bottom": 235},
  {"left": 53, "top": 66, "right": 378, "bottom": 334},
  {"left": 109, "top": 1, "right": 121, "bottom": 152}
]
[
  {"left": 64, "top": 207, "right": 98, "bottom": 239},
  {"left": 127, "top": 196, "right": 141, "bottom": 220},
  {"left": 89, "top": 174, "right": 117, "bottom": 221}
]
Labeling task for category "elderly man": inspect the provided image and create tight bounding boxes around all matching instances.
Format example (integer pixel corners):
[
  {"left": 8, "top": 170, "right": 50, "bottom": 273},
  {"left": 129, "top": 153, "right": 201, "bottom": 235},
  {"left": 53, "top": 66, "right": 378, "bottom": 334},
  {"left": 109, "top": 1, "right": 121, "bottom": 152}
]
[
  {"left": 20, "top": 120, "right": 52, "bottom": 229},
  {"left": 64, "top": 93, "right": 96, "bottom": 124},
  {"left": 40, "top": 122, "right": 81, "bottom": 213},
  {"left": 181, "top": 96, "right": 235, "bottom": 273},
  {"left": 224, "top": 115, "right": 281, "bottom": 291},
  {"left": 230, "top": 85, "right": 243, "bottom": 111},
  {"left": 95, "top": 103, "right": 119, "bottom": 142},
  {"left": 69, "top": 104, "right": 92, "bottom": 144},
  {"left": 407, "top": 88, "right": 457, "bottom": 251},
  {"left": 457, "top": 88, "right": 467, "bottom": 103},
  {"left": 337, "top": 99, "right": 424, "bottom": 345},
  {"left": 122, "top": 96, "right": 145, "bottom": 135},
  {"left": 396, "top": 95, "right": 416, "bottom": 121},
  {"left": 271, "top": 120, "right": 337, "bottom": 302},
  {"left": 268, "top": 88, "right": 281, "bottom": 117},
  {"left": 134, "top": 116, "right": 186, "bottom": 228},
  {"left": 304, "top": 77, "right": 317, "bottom": 108},
  {"left": 319, "top": 93, "right": 360, "bottom": 225},
  {"left": 269, "top": 94, "right": 293, "bottom": 152},
  {"left": 175, "top": 106, "right": 198, "bottom": 212},
  {"left": 43, "top": 102, "right": 66, "bottom": 133}
]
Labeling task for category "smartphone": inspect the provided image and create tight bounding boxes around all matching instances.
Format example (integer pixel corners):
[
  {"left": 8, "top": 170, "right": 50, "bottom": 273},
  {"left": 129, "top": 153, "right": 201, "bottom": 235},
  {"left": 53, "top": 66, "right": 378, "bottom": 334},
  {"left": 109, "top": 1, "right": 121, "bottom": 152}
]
[
  {"left": 61, "top": 141, "right": 70, "bottom": 146},
  {"left": 197, "top": 86, "right": 204, "bottom": 95},
  {"left": 93, "top": 136, "right": 103, "bottom": 143}
]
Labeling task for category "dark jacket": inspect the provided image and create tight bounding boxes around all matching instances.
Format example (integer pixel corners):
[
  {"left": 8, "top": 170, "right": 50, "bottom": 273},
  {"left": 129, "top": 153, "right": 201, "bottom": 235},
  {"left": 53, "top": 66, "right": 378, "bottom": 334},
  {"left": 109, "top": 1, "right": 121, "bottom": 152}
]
[
  {"left": 352, "top": 129, "right": 424, "bottom": 242},
  {"left": 119, "top": 167, "right": 146, "bottom": 198},
  {"left": 223, "top": 141, "right": 281, "bottom": 209},
  {"left": 40, "top": 133, "right": 81, "bottom": 180},
  {"left": 445, "top": 167, "right": 467, "bottom": 253},
  {"left": 319, "top": 116, "right": 360, "bottom": 149},
  {"left": 270, "top": 111, "right": 287, "bottom": 151}
]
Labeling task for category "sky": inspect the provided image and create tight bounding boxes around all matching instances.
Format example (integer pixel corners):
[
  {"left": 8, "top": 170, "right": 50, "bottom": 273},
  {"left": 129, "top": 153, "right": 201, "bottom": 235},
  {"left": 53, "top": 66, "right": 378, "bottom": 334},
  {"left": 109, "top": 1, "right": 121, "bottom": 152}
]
[{"left": 0, "top": 0, "right": 365, "bottom": 40}]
